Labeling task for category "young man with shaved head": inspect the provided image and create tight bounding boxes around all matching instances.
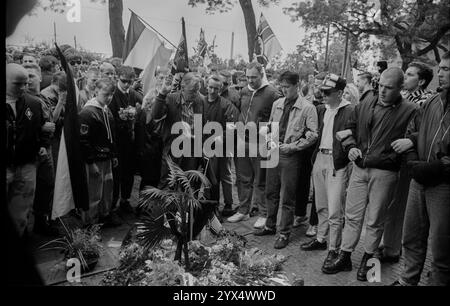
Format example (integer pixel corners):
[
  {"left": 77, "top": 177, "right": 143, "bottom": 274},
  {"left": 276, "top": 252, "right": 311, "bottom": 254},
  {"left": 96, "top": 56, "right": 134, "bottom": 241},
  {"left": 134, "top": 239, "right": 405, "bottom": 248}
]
[
  {"left": 324, "top": 67, "right": 418, "bottom": 281},
  {"left": 6, "top": 63, "right": 49, "bottom": 236}
]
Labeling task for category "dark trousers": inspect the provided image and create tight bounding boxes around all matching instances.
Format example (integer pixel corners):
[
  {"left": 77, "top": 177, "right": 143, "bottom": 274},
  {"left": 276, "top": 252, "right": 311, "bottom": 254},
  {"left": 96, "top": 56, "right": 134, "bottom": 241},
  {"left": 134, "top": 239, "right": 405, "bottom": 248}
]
[
  {"left": 266, "top": 153, "right": 300, "bottom": 235},
  {"left": 33, "top": 148, "right": 55, "bottom": 218},
  {"left": 208, "top": 157, "right": 233, "bottom": 207},
  {"left": 235, "top": 156, "right": 266, "bottom": 216},
  {"left": 295, "top": 147, "right": 318, "bottom": 226},
  {"left": 400, "top": 180, "right": 450, "bottom": 286}
]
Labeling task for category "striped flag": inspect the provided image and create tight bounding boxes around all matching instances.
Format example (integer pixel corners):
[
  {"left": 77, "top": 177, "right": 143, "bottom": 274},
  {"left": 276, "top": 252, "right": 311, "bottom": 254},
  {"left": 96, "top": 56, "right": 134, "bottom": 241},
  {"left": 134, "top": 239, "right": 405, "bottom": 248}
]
[
  {"left": 52, "top": 44, "right": 89, "bottom": 220},
  {"left": 123, "top": 12, "right": 173, "bottom": 96},
  {"left": 171, "top": 18, "right": 189, "bottom": 75},
  {"left": 254, "top": 13, "right": 282, "bottom": 66},
  {"left": 197, "top": 28, "right": 208, "bottom": 58}
]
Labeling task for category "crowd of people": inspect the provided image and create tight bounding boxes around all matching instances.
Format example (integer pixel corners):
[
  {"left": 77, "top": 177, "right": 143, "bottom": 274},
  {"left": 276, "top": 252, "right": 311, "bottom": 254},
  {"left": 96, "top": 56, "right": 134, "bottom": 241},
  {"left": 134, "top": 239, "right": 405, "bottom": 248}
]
[{"left": 5, "top": 45, "right": 449, "bottom": 286}]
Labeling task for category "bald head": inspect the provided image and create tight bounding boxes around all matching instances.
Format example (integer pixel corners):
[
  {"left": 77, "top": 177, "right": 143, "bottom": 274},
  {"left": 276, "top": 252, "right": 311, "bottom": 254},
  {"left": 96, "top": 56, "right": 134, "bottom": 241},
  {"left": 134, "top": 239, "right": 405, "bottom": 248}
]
[
  {"left": 100, "top": 62, "right": 116, "bottom": 81},
  {"left": 6, "top": 63, "right": 29, "bottom": 98},
  {"left": 379, "top": 67, "right": 404, "bottom": 104}
]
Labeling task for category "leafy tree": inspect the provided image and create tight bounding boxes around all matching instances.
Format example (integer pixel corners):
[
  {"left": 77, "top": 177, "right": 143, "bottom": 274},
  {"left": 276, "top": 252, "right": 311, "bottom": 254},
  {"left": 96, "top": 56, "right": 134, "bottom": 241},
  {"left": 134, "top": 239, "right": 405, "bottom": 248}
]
[{"left": 284, "top": 0, "right": 450, "bottom": 69}]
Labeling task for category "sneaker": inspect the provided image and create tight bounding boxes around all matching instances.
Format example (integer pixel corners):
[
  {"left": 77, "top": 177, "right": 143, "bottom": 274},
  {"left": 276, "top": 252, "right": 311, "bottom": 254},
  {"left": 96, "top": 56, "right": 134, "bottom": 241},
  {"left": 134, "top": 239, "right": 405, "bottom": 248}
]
[
  {"left": 293, "top": 216, "right": 308, "bottom": 228},
  {"left": 221, "top": 207, "right": 236, "bottom": 217},
  {"left": 274, "top": 234, "right": 289, "bottom": 249},
  {"left": 306, "top": 225, "right": 318, "bottom": 237},
  {"left": 253, "top": 217, "right": 267, "bottom": 229},
  {"left": 227, "top": 212, "right": 250, "bottom": 223},
  {"left": 253, "top": 227, "right": 276, "bottom": 236}
]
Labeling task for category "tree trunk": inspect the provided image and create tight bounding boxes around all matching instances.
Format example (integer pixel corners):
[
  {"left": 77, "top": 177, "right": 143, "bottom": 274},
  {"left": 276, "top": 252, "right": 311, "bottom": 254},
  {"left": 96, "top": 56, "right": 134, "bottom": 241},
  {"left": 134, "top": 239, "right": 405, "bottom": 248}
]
[
  {"left": 239, "top": 0, "right": 257, "bottom": 62},
  {"left": 108, "top": 0, "right": 125, "bottom": 58}
]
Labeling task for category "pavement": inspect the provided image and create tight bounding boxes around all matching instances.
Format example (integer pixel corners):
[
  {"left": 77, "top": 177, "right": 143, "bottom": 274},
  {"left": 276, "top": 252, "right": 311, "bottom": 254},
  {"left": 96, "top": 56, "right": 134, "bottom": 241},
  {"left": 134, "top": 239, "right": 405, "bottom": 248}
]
[{"left": 29, "top": 174, "right": 432, "bottom": 286}]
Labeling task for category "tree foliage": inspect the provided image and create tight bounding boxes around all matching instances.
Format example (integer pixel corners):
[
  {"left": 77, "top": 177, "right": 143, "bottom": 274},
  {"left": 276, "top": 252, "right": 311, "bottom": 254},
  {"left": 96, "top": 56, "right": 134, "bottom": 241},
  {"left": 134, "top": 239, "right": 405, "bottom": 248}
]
[{"left": 284, "top": 0, "right": 450, "bottom": 69}]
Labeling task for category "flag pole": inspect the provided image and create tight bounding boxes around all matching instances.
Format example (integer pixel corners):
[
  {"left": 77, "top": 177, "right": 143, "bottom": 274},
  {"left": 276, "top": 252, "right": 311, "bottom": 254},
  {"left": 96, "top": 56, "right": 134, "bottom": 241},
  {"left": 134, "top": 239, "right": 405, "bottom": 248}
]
[
  {"left": 128, "top": 9, "right": 177, "bottom": 49},
  {"left": 182, "top": 17, "right": 189, "bottom": 67}
]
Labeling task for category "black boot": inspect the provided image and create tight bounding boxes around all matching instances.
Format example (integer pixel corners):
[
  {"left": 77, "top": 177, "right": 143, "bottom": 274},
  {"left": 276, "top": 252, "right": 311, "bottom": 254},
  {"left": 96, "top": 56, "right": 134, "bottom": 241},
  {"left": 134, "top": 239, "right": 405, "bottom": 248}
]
[
  {"left": 322, "top": 250, "right": 352, "bottom": 274},
  {"left": 357, "top": 252, "right": 374, "bottom": 281},
  {"left": 321, "top": 250, "right": 339, "bottom": 272},
  {"left": 33, "top": 215, "right": 60, "bottom": 237}
]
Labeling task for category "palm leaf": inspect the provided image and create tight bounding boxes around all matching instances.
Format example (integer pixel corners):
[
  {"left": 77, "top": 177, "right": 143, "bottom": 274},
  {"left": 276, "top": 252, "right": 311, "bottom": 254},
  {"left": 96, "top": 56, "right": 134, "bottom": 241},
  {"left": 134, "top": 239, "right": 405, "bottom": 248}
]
[
  {"left": 185, "top": 170, "right": 211, "bottom": 188},
  {"left": 135, "top": 211, "right": 173, "bottom": 252}
]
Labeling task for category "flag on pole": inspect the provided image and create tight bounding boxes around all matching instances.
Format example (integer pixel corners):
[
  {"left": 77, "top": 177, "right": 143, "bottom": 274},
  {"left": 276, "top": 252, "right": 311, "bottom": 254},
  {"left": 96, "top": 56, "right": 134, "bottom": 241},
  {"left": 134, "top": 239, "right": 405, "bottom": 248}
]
[
  {"left": 197, "top": 28, "right": 208, "bottom": 58},
  {"left": 52, "top": 44, "right": 89, "bottom": 220},
  {"left": 254, "top": 13, "right": 282, "bottom": 66},
  {"left": 142, "top": 43, "right": 173, "bottom": 95},
  {"left": 171, "top": 17, "right": 189, "bottom": 75}
]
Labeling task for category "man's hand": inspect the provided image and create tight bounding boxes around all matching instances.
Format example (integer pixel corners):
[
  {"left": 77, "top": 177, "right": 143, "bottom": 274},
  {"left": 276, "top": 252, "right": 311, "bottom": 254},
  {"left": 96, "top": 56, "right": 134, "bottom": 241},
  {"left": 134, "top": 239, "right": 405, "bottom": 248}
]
[
  {"left": 336, "top": 129, "right": 352, "bottom": 142},
  {"left": 89, "top": 163, "right": 100, "bottom": 177},
  {"left": 57, "top": 91, "right": 67, "bottom": 106},
  {"left": 279, "top": 144, "right": 290, "bottom": 155},
  {"left": 38, "top": 147, "right": 48, "bottom": 157},
  {"left": 112, "top": 158, "right": 118, "bottom": 168},
  {"left": 42, "top": 122, "right": 56, "bottom": 133},
  {"left": 391, "top": 138, "right": 414, "bottom": 154},
  {"left": 348, "top": 148, "right": 362, "bottom": 162},
  {"left": 305, "top": 130, "right": 316, "bottom": 141},
  {"left": 159, "top": 74, "right": 173, "bottom": 95}
]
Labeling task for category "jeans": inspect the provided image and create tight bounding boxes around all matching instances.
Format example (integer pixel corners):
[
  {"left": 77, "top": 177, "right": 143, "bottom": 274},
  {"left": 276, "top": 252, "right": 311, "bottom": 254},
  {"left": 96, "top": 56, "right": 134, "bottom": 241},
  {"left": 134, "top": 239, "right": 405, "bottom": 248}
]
[
  {"left": 313, "top": 153, "right": 349, "bottom": 250},
  {"left": 382, "top": 162, "right": 410, "bottom": 256},
  {"left": 235, "top": 156, "right": 266, "bottom": 216},
  {"left": 341, "top": 165, "right": 398, "bottom": 253},
  {"left": 208, "top": 157, "right": 233, "bottom": 207},
  {"left": 400, "top": 180, "right": 450, "bottom": 286},
  {"left": 7, "top": 163, "right": 37, "bottom": 236},
  {"left": 265, "top": 153, "right": 299, "bottom": 235}
]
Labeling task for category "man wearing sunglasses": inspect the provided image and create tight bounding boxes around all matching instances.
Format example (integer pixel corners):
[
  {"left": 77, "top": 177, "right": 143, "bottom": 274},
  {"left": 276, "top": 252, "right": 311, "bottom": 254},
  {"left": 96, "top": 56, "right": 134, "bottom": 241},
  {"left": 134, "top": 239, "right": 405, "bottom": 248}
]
[
  {"left": 325, "top": 68, "right": 418, "bottom": 281},
  {"left": 108, "top": 65, "right": 143, "bottom": 215}
]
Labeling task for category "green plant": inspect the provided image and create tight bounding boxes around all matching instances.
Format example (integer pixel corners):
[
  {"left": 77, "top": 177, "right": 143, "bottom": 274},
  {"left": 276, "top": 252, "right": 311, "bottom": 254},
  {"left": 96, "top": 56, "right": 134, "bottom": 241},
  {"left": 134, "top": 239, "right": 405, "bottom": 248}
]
[
  {"left": 138, "top": 155, "right": 212, "bottom": 269},
  {"left": 40, "top": 223, "right": 103, "bottom": 271}
]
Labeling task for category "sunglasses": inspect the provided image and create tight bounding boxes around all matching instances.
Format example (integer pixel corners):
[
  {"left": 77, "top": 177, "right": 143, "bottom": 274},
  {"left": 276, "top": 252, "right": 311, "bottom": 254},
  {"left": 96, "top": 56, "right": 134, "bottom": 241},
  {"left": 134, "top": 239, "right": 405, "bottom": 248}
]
[
  {"left": 321, "top": 89, "right": 337, "bottom": 96},
  {"left": 120, "top": 79, "right": 133, "bottom": 84},
  {"left": 70, "top": 60, "right": 81, "bottom": 65}
]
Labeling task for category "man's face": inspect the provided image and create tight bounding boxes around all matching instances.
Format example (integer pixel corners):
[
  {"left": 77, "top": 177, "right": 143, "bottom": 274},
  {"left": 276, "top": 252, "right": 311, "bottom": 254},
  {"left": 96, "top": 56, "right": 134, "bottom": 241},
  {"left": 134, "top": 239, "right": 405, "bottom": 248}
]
[
  {"left": 280, "top": 80, "right": 298, "bottom": 100},
  {"left": 95, "top": 87, "right": 114, "bottom": 106},
  {"left": 356, "top": 76, "right": 367, "bottom": 93},
  {"left": 438, "top": 58, "right": 450, "bottom": 90},
  {"left": 155, "top": 73, "right": 166, "bottom": 90},
  {"left": 69, "top": 58, "right": 81, "bottom": 75},
  {"left": 379, "top": 74, "right": 402, "bottom": 104},
  {"left": 246, "top": 67, "right": 262, "bottom": 90},
  {"left": 101, "top": 68, "right": 115, "bottom": 81},
  {"left": 404, "top": 66, "right": 421, "bottom": 92},
  {"left": 7, "top": 71, "right": 28, "bottom": 98},
  {"left": 22, "top": 55, "right": 36, "bottom": 65},
  {"left": 118, "top": 74, "right": 134, "bottom": 91},
  {"left": 86, "top": 72, "right": 100, "bottom": 91},
  {"left": 25, "top": 68, "right": 41, "bottom": 94},
  {"left": 207, "top": 79, "right": 222, "bottom": 101},
  {"left": 181, "top": 79, "right": 198, "bottom": 101},
  {"left": 321, "top": 88, "right": 341, "bottom": 105}
]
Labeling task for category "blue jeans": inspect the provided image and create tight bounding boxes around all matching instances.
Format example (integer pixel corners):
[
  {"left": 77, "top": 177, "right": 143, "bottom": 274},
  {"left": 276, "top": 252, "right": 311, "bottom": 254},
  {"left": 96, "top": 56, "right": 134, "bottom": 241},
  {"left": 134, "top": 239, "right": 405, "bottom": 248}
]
[
  {"left": 400, "top": 179, "right": 450, "bottom": 286},
  {"left": 265, "top": 153, "right": 299, "bottom": 235}
]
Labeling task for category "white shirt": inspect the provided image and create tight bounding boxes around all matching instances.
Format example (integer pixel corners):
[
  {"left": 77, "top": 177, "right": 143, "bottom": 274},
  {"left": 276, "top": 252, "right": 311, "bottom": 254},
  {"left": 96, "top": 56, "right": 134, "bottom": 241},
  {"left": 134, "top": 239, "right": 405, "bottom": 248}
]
[
  {"left": 319, "top": 107, "right": 338, "bottom": 150},
  {"left": 6, "top": 95, "right": 17, "bottom": 117}
]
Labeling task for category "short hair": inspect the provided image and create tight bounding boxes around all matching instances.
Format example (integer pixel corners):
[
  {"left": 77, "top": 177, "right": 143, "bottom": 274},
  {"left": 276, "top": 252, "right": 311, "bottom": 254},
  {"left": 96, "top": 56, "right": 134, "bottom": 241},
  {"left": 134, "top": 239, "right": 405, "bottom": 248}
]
[
  {"left": 100, "top": 62, "right": 115, "bottom": 72},
  {"left": 95, "top": 78, "right": 115, "bottom": 92},
  {"left": 22, "top": 53, "right": 36, "bottom": 59},
  {"left": 442, "top": 51, "right": 450, "bottom": 61},
  {"left": 116, "top": 65, "right": 135, "bottom": 79},
  {"left": 64, "top": 48, "right": 82, "bottom": 62},
  {"left": 51, "top": 71, "right": 67, "bottom": 91},
  {"left": 86, "top": 67, "right": 100, "bottom": 77},
  {"left": 181, "top": 72, "right": 200, "bottom": 91},
  {"left": 246, "top": 62, "right": 264, "bottom": 75},
  {"left": 39, "top": 55, "right": 58, "bottom": 72},
  {"left": 357, "top": 71, "right": 372, "bottom": 83},
  {"left": 208, "top": 75, "right": 223, "bottom": 85},
  {"left": 23, "top": 63, "right": 41, "bottom": 76},
  {"left": 301, "top": 85, "right": 309, "bottom": 96},
  {"left": 278, "top": 70, "right": 300, "bottom": 86},
  {"left": 381, "top": 67, "right": 404, "bottom": 88},
  {"left": 407, "top": 62, "right": 433, "bottom": 89}
]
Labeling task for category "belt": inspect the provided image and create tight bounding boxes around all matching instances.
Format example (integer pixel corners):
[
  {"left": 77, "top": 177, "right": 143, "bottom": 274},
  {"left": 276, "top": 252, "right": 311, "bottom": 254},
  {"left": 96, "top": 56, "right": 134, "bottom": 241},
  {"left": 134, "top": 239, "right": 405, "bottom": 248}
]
[{"left": 319, "top": 148, "right": 333, "bottom": 154}]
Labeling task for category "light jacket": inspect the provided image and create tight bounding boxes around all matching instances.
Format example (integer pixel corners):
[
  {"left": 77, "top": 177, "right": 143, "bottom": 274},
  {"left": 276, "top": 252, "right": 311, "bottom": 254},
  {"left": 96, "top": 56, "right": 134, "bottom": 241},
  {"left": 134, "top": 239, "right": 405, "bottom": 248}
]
[{"left": 267, "top": 95, "right": 318, "bottom": 154}]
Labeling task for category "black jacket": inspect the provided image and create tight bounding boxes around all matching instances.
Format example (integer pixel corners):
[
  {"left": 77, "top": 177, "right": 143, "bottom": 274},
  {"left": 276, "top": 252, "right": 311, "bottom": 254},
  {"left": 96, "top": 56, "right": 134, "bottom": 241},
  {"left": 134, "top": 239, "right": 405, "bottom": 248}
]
[
  {"left": 343, "top": 95, "right": 418, "bottom": 171},
  {"left": 79, "top": 100, "right": 117, "bottom": 164},
  {"left": 6, "top": 93, "right": 48, "bottom": 167},
  {"left": 312, "top": 101, "right": 355, "bottom": 170}
]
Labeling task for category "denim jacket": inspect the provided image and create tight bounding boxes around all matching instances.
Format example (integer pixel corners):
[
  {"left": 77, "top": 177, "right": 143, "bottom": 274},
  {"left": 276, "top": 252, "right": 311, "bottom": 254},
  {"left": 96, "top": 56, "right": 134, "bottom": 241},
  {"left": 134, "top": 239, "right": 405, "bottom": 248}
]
[{"left": 267, "top": 96, "right": 318, "bottom": 153}]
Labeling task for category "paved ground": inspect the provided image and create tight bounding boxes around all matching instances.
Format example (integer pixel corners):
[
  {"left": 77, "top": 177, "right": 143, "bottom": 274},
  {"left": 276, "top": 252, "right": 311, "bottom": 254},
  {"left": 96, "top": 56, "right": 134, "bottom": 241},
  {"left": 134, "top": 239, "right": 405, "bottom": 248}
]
[{"left": 30, "top": 172, "right": 432, "bottom": 286}]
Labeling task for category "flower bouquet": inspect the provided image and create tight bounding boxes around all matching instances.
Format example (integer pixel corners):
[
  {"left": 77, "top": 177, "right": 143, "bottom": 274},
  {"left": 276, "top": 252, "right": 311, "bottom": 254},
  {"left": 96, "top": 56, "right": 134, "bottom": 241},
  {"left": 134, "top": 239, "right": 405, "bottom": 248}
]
[{"left": 118, "top": 105, "right": 136, "bottom": 122}]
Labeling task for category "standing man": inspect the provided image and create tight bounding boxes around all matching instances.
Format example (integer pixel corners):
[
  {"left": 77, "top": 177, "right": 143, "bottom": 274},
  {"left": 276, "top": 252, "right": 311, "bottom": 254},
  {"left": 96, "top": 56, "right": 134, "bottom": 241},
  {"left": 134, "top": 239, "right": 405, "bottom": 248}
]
[
  {"left": 356, "top": 72, "right": 376, "bottom": 104},
  {"left": 6, "top": 63, "right": 49, "bottom": 236},
  {"left": 254, "top": 71, "right": 318, "bottom": 249},
  {"left": 300, "top": 74, "right": 354, "bottom": 273},
  {"left": 380, "top": 61, "right": 434, "bottom": 262},
  {"left": 392, "top": 52, "right": 450, "bottom": 286},
  {"left": 78, "top": 67, "right": 101, "bottom": 111},
  {"left": 203, "top": 75, "right": 240, "bottom": 215},
  {"left": 227, "top": 62, "right": 281, "bottom": 227},
  {"left": 218, "top": 70, "right": 240, "bottom": 108},
  {"left": 79, "top": 78, "right": 118, "bottom": 226},
  {"left": 108, "top": 66, "right": 142, "bottom": 213},
  {"left": 100, "top": 62, "right": 116, "bottom": 81},
  {"left": 324, "top": 68, "right": 418, "bottom": 281}
]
